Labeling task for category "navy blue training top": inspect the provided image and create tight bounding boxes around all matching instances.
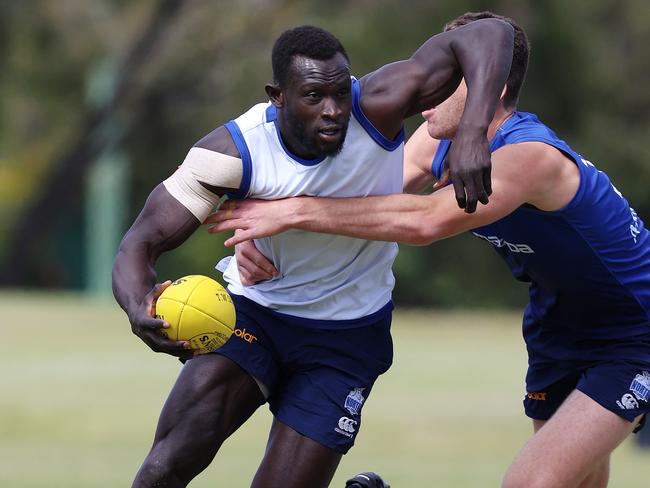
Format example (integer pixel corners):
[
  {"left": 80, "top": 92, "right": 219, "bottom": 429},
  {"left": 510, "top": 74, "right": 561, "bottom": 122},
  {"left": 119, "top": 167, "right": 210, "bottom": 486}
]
[{"left": 431, "top": 112, "right": 650, "bottom": 386}]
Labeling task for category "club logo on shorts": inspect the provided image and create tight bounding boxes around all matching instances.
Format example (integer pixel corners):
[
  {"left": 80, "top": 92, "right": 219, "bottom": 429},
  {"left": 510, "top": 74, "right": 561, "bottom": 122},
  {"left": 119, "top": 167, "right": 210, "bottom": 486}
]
[
  {"left": 617, "top": 393, "right": 639, "bottom": 410},
  {"left": 629, "top": 371, "right": 650, "bottom": 402},
  {"left": 344, "top": 387, "right": 365, "bottom": 416},
  {"left": 335, "top": 416, "right": 357, "bottom": 438}
]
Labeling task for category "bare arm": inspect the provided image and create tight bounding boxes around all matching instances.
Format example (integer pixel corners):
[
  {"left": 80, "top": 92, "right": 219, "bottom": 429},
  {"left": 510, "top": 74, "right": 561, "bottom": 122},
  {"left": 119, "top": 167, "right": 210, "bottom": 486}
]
[
  {"left": 112, "top": 185, "right": 202, "bottom": 358},
  {"left": 361, "top": 19, "right": 514, "bottom": 212},
  {"left": 206, "top": 142, "right": 579, "bottom": 246},
  {"left": 113, "top": 126, "right": 240, "bottom": 357}
]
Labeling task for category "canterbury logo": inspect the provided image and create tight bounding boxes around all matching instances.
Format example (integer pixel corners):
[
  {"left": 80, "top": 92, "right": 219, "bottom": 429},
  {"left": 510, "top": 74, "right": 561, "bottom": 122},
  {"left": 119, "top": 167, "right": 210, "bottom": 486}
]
[
  {"left": 617, "top": 393, "right": 639, "bottom": 410},
  {"left": 233, "top": 328, "right": 257, "bottom": 343},
  {"left": 337, "top": 417, "right": 357, "bottom": 433}
]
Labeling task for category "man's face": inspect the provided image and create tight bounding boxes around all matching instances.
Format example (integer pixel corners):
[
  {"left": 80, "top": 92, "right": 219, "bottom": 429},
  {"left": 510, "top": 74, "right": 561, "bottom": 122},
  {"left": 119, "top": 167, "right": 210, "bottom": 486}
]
[
  {"left": 278, "top": 53, "right": 352, "bottom": 159},
  {"left": 421, "top": 80, "right": 467, "bottom": 140}
]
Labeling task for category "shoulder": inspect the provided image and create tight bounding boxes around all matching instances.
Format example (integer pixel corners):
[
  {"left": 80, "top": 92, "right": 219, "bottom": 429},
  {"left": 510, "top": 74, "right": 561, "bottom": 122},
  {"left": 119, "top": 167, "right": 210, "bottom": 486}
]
[
  {"left": 493, "top": 141, "right": 579, "bottom": 210},
  {"left": 356, "top": 63, "right": 423, "bottom": 139},
  {"left": 497, "top": 112, "right": 560, "bottom": 145},
  {"left": 358, "top": 61, "right": 423, "bottom": 102},
  {"left": 194, "top": 125, "right": 240, "bottom": 158},
  {"left": 193, "top": 103, "right": 272, "bottom": 159},
  {"left": 494, "top": 140, "right": 569, "bottom": 174}
]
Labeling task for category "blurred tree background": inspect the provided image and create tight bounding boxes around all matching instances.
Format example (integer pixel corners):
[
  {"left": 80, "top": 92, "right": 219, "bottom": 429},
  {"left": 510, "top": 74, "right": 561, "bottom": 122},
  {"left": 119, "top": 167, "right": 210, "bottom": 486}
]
[{"left": 1, "top": 0, "right": 649, "bottom": 308}]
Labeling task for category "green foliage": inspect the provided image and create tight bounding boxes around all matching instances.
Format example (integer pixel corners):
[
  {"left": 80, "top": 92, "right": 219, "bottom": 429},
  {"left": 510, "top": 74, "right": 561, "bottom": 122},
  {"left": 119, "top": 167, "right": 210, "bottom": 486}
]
[{"left": 2, "top": 0, "right": 650, "bottom": 307}]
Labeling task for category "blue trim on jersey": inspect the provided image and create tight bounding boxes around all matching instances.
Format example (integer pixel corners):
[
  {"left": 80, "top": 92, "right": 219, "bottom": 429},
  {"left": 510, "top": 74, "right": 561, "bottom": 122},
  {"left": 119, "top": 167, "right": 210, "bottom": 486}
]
[
  {"left": 264, "top": 104, "right": 275, "bottom": 122},
  {"left": 264, "top": 105, "right": 326, "bottom": 166},
  {"left": 224, "top": 120, "right": 252, "bottom": 198},
  {"left": 431, "top": 139, "right": 452, "bottom": 180},
  {"left": 351, "top": 78, "right": 405, "bottom": 151}
]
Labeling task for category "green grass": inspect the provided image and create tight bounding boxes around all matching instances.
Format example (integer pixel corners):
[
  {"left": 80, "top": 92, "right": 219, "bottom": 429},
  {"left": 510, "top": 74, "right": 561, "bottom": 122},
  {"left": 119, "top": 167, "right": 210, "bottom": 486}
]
[{"left": 1, "top": 294, "right": 648, "bottom": 487}]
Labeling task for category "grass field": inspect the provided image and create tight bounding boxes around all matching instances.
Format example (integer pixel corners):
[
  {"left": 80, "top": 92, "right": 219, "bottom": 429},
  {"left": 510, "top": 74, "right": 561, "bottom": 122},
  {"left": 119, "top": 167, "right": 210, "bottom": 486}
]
[{"left": 2, "top": 293, "right": 648, "bottom": 487}]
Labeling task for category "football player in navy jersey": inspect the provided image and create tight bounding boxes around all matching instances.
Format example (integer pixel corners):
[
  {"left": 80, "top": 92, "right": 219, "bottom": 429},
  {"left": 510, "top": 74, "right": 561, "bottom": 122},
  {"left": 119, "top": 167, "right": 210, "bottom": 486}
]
[{"left": 208, "top": 12, "right": 650, "bottom": 488}]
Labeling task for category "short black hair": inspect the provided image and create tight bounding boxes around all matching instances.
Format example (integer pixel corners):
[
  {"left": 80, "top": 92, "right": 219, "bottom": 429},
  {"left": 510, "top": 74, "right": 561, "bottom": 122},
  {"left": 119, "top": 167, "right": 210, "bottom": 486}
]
[
  {"left": 271, "top": 25, "right": 349, "bottom": 87},
  {"left": 445, "top": 12, "right": 530, "bottom": 109}
]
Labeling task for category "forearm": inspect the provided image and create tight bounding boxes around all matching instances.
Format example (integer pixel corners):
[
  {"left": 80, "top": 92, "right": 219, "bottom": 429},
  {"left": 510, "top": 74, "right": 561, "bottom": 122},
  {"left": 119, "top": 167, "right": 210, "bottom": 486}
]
[
  {"left": 211, "top": 188, "right": 500, "bottom": 247},
  {"left": 112, "top": 240, "right": 159, "bottom": 318},
  {"left": 451, "top": 20, "right": 513, "bottom": 132},
  {"left": 290, "top": 194, "right": 440, "bottom": 245},
  {"left": 112, "top": 184, "right": 201, "bottom": 317}
]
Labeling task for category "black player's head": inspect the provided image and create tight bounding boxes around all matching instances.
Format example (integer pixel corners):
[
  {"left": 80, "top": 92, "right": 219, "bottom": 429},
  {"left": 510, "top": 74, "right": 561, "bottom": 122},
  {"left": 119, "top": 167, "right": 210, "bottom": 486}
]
[
  {"left": 445, "top": 11, "right": 530, "bottom": 109},
  {"left": 271, "top": 25, "right": 350, "bottom": 87},
  {"left": 266, "top": 26, "right": 352, "bottom": 159}
]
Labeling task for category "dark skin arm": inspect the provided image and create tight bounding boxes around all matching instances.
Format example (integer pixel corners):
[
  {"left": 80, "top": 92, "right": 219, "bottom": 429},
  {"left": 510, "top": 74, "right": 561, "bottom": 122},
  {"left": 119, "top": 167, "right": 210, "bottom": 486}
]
[
  {"left": 359, "top": 18, "right": 514, "bottom": 212},
  {"left": 112, "top": 126, "right": 238, "bottom": 358}
]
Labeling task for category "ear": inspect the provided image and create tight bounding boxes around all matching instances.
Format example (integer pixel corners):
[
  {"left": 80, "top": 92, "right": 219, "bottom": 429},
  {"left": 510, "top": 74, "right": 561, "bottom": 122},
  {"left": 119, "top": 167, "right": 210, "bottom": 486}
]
[{"left": 265, "top": 83, "right": 284, "bottom": 108}]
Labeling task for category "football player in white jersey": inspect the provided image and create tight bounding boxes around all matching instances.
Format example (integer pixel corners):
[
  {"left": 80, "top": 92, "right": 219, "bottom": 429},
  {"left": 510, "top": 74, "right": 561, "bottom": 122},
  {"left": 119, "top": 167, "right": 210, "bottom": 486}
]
[{"left": 112, "top": 21, "right": 513, "bottom": 488}]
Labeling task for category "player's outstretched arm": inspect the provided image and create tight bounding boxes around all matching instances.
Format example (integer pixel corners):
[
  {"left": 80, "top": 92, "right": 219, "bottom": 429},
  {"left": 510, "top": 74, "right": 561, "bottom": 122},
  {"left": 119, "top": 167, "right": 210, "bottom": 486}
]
[
  {"left": 206, "top": 142, "right": 571, "bottom": 247},
  {"left": 361, "top": 19, "right": 514, "bottom": 212}
]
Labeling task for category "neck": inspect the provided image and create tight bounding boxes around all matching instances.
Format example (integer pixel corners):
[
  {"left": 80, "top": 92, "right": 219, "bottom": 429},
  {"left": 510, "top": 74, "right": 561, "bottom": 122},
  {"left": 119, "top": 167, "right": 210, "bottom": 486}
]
[
  {"left": 276, "top": 112, "right": 316, "bottom": 160},
  {"left": 486, "top": 105, "right": 515, "bottom": 140}
]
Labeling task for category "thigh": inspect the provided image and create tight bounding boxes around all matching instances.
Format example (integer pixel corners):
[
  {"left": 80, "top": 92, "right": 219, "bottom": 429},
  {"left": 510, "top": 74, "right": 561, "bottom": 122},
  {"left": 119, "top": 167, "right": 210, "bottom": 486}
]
[
  {"left": 149, "top": 354, "right": 265, "bottom": 469},
  {"left": 269, "top": 317, "right": 393, "bottom": 455},
  {"left": 504, "top": 389, "right": 641, "bottom": 488},
  {"left": 532, "top": 419, "right": 610, "bottom": 488},
  {"left": 251, "top": 418, "right": 342, "bottom": 488}
]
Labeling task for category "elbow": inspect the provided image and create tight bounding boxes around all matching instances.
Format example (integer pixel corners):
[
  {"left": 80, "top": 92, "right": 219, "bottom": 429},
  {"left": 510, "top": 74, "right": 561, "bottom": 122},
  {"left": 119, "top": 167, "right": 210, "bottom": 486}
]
[
  {"left": 111, "top": 242, "right": 130, "bottom": 286},
  {"left": 476, "top": 18, "right": 514, "bottom": 39},
  {"left": 478, "top": 18, "right": 514, "bottom": 50},
  {"left": 397, "top": 210, "right": 440, "bottom": 246},
  {"left": 404, "top": 224, "right": 437, "bottom": 246},
  {"left": 455, "top": 18, "right": 513, "bottom": 55},
  {"left": 112, "top": 241, "right": 126, "bottom": 275}
]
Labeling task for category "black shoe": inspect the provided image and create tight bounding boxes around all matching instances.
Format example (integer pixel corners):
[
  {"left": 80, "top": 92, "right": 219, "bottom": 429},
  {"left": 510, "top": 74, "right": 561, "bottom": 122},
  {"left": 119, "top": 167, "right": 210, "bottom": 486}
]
[{"left": 345, "top": 472, "right": 390, "bottom": 488}]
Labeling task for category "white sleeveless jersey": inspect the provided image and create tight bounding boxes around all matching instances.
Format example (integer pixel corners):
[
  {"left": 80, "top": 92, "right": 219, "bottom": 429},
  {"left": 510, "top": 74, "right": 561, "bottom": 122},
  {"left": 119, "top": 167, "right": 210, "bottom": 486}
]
[{"left": 220, "top": 78, "right": 403, "bottom": 322}]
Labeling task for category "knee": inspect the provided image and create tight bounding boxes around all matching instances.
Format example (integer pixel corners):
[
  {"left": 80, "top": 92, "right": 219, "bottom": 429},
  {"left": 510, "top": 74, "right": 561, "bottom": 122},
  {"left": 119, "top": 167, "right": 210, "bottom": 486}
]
[
  {"left": 502, "top": 469, "right": 567, "bottom": 488},
  {"left": 134, "top": 440, "right": 210, "bottom": 487},
  {"left": 502, "top": 460, "right": 609, "bottom": 488},
  {"left": 134, "top": 456, "right": 187, "bottom": 487},
  {"left": 501, "top": 471, "right": 523, "bottom": 488}
]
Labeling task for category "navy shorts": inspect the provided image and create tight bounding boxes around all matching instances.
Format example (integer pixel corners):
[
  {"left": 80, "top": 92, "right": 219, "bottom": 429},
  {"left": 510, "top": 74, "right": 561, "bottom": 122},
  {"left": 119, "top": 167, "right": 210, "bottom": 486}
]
[
  {"left": 214, "top": 293, "right": 393, "bottom": 454},
  {"left": 524, "top": 360, "right": 650, "bottom": 430}
]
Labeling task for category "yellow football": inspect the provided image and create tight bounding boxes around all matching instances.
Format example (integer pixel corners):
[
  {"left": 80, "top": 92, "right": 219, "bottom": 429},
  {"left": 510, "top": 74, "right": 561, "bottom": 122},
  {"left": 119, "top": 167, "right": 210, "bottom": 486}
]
[{"left": 155, "top": 275, "right": 235, "bottom": 354}]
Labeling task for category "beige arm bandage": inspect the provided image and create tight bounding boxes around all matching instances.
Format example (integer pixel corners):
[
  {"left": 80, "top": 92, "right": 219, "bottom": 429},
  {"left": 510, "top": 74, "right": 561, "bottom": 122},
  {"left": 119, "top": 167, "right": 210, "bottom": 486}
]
[{"left": 163, "top": 147, "right": 243, "bottom": 222}]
